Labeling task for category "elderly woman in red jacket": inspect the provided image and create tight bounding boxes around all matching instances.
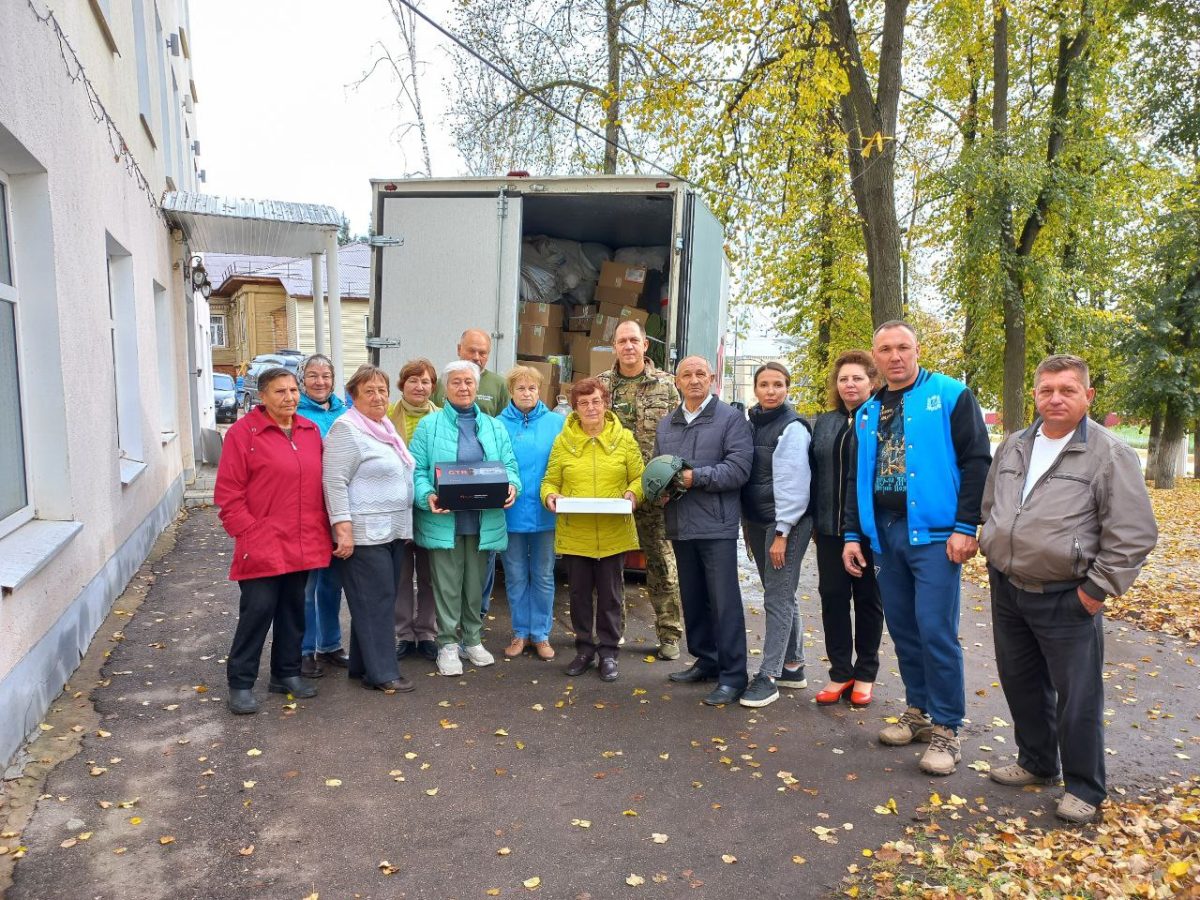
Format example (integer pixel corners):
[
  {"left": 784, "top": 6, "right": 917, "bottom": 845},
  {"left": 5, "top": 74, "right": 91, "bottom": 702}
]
[{"left": 215, "top": 366, "right": 333, "bottom": 714}]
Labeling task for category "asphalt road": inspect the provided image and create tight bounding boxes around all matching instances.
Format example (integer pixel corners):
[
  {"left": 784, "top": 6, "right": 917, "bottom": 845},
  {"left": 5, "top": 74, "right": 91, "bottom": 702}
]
[{"left": 7, "top": 507, "right": 1199, "bottom": 899}]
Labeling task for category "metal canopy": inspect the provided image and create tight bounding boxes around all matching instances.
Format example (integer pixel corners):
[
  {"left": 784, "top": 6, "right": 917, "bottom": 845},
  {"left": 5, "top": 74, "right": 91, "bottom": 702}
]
[{"left": 162, "top": 192, "right": 341, "bottom": 257}]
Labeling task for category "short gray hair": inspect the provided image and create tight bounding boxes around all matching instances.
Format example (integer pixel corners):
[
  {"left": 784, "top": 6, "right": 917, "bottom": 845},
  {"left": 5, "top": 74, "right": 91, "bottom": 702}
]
[
  {"left": 443, "top": 359, "right": 480, "bottom": 382},
  {"left": 300, "top": 353, "right": 334, "bottom": 379},
  {"left": 872, "top": 319, "right": 919, "bottom": 341}
]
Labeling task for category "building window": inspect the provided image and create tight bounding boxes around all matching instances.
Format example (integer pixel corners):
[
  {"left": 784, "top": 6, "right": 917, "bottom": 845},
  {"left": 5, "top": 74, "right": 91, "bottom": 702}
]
[
  {"left": 154, "top": 282, "right": 177, "bottom": 434},
  {"left": 0, "top": 177, "right": 32, "bottom": 538},
  {"left": 131, "top": 0, "right": 156, "bottom": 146},
  {"left": 210, "top": 314, "right": 227, "bottom": 348},
  {"left": 106, "top": 235, "right": 143, "bottom": 469}
]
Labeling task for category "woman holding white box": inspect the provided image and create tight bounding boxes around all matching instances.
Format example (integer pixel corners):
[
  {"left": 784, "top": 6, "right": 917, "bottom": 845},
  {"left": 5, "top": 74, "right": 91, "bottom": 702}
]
[{"left": 541, "top": 378, "right": 645, "bottom": 682}]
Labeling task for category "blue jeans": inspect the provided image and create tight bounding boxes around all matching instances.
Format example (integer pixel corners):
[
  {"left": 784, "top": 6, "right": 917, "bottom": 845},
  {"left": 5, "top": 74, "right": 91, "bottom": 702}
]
[
  {"left": 501, "top": 531, "right": 556, "bottom": 642},
  {"left": 302, "top": 565, "right": 343, "bottom": 655},
  {"left": 876, "top": 511, "right": 965, "bottom": 729}
]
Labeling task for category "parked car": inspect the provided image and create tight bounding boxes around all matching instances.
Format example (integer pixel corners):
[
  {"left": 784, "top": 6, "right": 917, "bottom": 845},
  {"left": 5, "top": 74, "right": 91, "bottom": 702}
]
[
  {"left": 241, "top": 350, "right": 303, "bottom": 411},
  {"left": 213, "top": 373, "right": 239, "bottom": 423}
]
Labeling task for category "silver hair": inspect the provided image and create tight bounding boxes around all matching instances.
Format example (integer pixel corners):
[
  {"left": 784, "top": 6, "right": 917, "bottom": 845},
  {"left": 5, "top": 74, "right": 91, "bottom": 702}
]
[
  {"left": 443, "top": 359, "right": 480, "bottom": 382},
  {"left": 300, "top": 353, "right": 334, "bottom": 378}
]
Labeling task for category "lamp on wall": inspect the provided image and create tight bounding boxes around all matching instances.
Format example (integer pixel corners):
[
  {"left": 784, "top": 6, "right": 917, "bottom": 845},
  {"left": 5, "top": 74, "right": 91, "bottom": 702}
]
[{"left": 188, "top": 255, "right": 212, "bottom": 299}]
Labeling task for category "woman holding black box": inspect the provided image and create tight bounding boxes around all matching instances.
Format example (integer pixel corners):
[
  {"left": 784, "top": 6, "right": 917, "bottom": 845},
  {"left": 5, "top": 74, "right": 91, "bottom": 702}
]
[
  {"left": 541, "top": 378, "right": 645, "bottom": 682},
  {"left": 410, "top": 361, "right": 521, "bottom": 678}
]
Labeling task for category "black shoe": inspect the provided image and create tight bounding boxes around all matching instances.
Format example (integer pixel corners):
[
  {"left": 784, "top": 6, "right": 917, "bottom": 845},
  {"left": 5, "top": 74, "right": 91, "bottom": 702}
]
[
  {"left": 227, "top": 689, "right": 258, "bottom": 715},
  {"left": 738, "top": 673, "right": 779, "bottom": 708},
  {"left": 316, "top": 648, "right": 350, "bottom": 668},
  {"left": 268, "top": 676, "right": 318, "bottom": 699},
  {"left": 301, "top": 654, "right": 325, "bottom": 678},
  {"left": 363, "top": 675, "right": 415, "bottom": 693},
  {"left": 669, "top": 664, "right": 717, "bottom": 684},
  {"left": 417, "top": 640, "right": 438, "bottom": 661},
  {"left": 598, "top": 658, "right": 618, "bottom": 682},
  {"left": 703, "top": 684, "right": 744, "bottom": 706},
  {"left": 565, "top": 654, "right": 594, "bottom": 677},
  {"left": 395, "top": 640, "right": 415, "bottom": 660}
]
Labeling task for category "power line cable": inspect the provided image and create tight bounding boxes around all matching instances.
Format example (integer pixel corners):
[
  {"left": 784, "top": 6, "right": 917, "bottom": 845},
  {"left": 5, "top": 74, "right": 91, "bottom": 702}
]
[{"left": 393, "top": 0, "right": 889, "bottom": 206}]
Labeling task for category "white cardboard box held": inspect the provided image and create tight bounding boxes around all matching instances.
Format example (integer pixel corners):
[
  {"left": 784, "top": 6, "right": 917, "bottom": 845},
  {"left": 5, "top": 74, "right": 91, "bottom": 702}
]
[{"left": 555, "top": 497, "right": 633, "bottom": 515}]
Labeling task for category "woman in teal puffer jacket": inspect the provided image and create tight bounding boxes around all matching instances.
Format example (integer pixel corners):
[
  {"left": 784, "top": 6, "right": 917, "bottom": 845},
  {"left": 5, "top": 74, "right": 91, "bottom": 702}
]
[{"left": 410, "top": 361, "right": 521, "bottom": 678}]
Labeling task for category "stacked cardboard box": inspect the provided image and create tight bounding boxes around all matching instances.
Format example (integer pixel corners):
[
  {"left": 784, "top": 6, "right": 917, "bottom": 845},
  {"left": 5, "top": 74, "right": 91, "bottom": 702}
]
[{"left": 516, "top": 302, "right": 570, "bottom": 404}]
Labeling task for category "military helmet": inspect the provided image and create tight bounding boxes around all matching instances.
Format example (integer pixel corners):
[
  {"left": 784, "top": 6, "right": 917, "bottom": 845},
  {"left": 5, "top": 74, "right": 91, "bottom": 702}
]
[{"left": 642, "top": 454, "right": 690, "bottom": 504}]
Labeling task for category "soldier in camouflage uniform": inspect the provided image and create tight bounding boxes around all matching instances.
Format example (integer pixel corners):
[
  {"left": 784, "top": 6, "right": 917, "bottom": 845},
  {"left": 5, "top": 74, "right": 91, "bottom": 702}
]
[{"left": 597, "top": 319, "right": 684, "bottom": 659}]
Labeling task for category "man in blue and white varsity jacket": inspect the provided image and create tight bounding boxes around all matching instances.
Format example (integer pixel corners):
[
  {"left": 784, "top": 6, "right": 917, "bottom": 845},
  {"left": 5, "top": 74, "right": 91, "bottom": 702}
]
[{"left": 842, "top": 320, "right": 992, "bottom": 776}]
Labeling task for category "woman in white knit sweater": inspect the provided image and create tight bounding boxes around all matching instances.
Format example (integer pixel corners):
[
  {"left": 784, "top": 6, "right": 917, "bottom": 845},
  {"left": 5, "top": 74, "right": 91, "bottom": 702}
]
[{"left": 322, "top": 364, "right": 416, "bottom": 694}]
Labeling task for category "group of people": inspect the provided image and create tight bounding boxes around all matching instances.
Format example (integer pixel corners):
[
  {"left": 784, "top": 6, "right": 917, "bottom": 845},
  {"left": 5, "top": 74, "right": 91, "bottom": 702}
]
[{"left": 213, "top": 316, "right": 1157, "bottom": 826}]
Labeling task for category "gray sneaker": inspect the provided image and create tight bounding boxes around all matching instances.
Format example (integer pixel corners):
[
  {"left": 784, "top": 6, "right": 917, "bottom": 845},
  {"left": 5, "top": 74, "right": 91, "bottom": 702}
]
[
  {"left": 657, "top": 639, "right": 681, "bottom": 661},
  {"left": 990, "top": 763, "right": 1058, "bottom": 787},
  {"left": 878, "top": 706, "right": 934, "bottom": 746},
  {"left": 738, "top": 673, "right": 780, "bottom": 708},
  {"left": 918, "top": 725, "right": 961, "bottom": 776}
]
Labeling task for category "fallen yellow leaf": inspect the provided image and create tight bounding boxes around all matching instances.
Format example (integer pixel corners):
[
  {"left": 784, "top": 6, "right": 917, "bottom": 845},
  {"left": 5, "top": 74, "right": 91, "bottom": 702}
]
[
  {"left": 158, "top": 835, "right": 175, "bottom": 845},
  {"left": 522, "top": 875, "right": 541, "bottom": 890},
  {"left": 325, "top": 779, "right": 342, "bottom": 787},
  {"left": 626, "top": 873, "right": 646, "bottom": 886},
  {"left": 238, "top": 845, "right": 255, "bottom": 856},
  {"left": 721, "top": 853, "right": 737, "bottom": 864},
  {"left": 246, "top": 748, "right": 262, "bottom": 757}
]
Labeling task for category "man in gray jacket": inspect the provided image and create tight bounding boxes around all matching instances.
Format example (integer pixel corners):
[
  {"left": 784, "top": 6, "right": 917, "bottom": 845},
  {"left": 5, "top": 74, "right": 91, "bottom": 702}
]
[
  {"left": 654, "top": 356, "right": 754, "bottom": 706},
  {"left": 980, "top": 354, "right": 1157, "bottom": 824}
]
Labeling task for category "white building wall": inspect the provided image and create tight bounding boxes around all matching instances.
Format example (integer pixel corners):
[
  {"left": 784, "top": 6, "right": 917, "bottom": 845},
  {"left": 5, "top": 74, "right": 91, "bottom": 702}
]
[{"left": 0, "top": 0, "right": 202, "bottom": 765}]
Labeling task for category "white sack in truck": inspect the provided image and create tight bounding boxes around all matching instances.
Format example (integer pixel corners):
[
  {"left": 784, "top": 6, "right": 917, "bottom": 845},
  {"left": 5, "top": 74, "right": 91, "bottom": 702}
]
[{"left": 614, "top": 246, "right": 670, "bottom": 273}]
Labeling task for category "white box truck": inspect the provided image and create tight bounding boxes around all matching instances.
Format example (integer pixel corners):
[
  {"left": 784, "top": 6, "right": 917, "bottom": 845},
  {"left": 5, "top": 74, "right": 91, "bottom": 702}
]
[{"left": 367, "top": 175, "right": 730, "bottom": 388}]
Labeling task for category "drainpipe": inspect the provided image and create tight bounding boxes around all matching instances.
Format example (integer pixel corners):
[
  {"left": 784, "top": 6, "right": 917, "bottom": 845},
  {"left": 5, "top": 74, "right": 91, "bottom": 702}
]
[
  {"left": 326, "top": 232, "right": 344, "bottom": 395},
  {"left": 311, "top": 252, "right": 325, "bottom": 355}
]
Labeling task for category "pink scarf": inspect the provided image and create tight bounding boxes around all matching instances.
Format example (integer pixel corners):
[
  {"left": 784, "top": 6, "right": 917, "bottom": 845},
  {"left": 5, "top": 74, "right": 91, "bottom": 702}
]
[{"left": 343, "top": 406, "right": 414, "bottom": 468}]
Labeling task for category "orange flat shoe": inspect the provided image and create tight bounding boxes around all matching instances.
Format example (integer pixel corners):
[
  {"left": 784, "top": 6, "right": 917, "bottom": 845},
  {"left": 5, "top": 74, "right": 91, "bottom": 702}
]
[
  {"left": 815, "top": 681, "right": 854, "bottom": 705},
  {"left": 849, "top": 681, "right": 874, "bottom": 706}
]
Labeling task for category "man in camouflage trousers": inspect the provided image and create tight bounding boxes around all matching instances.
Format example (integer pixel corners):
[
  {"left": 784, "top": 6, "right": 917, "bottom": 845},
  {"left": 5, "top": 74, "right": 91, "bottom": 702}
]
[{"left": 597, "top": 319, "right": 684, "bottom": 659}]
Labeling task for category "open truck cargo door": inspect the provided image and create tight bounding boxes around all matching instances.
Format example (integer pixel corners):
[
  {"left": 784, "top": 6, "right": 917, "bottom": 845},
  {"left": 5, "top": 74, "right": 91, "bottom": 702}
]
[
  {"left": 371, "top": 191, "right": 523, "bottom": 378},
  {"left": 676, "top": 190, "right": 730, "bottom": 389}
]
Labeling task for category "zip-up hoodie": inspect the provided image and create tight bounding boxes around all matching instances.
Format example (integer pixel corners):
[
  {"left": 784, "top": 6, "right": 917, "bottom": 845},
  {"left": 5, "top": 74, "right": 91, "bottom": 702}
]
[
  {"left": 980, "top": 416, "right": 1157, "bottom": 599},
  {"left": 844, "top": 368, "right": 992, "bottom": 552}
]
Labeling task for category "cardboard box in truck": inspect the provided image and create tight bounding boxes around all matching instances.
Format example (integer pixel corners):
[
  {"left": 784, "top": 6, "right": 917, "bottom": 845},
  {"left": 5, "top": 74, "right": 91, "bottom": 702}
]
[
  {"left": 598, "top": 261, "right": 647, "bottom": 293},
  {"left": 369, "top": 176, "right": 730, "bottom": 396},
  {"left": 519, "top": 302, "right": 564, "bottom": 328},
  {"left": 517, "top": 323, "right": 564, "bottom": 357}
]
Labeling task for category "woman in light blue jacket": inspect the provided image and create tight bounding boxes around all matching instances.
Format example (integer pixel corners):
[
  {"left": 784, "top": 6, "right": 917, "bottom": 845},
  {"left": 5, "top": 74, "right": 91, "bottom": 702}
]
[
  {"left": 410, "top": 361, "right": 520, "bottom": 677},
  {"left": 498, "top": 366, "right": 564, "bottom": 661}
]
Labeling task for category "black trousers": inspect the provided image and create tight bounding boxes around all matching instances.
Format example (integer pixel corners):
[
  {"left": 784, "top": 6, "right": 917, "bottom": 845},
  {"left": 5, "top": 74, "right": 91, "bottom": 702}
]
[
  {"left": 567, "top": 553, "right": 625, "bottom": 660},
  {"left": 337, "top": 541, "right": 406, "bottom": 686},
  {"left": 673, "top": 539, "right": 748, "bottom": 690},
  {"left": 815, "top": 532, "right": 884, "bottom": 683},
  {"left": 227, "top": 571, "right": 309, "bottom": 689},
  {"left": 990, "top": 567, "right": 1106, "bottom": 805}
]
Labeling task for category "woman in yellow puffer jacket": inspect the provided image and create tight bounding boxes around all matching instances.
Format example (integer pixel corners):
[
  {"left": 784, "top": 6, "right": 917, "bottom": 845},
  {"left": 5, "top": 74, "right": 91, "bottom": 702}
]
[{"left": 541, "top": 377, "right": 644, "bottom": 682}]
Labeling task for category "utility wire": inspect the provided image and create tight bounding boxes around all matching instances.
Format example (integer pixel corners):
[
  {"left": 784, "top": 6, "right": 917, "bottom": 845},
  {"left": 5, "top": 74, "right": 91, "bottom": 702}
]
[{"left": 393, "top": 0, "right": 888, "bottom": 207}]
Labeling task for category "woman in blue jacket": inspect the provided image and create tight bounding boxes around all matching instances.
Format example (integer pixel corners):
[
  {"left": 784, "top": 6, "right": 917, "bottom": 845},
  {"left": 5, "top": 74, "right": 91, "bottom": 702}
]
[
  {"left": 410, "top": 361, "right": 521, "bottom": 677},
  {"left": 498, "top": 366, "right": 564, "bottom": 661}
]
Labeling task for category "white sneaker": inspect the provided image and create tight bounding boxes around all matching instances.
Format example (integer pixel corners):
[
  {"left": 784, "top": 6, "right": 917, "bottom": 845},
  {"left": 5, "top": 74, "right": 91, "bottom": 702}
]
[
  {"left": 437, "top": 644, "right": 463, "bottom": 677},
  {"left": 461, "top": 643, "right": 495, "bottom": 667}
]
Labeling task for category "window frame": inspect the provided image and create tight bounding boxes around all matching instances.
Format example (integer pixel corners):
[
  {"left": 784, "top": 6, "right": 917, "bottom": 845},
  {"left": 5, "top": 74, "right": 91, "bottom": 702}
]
[
  {"left": 0, "top": 172, "right": 35, "bottom": 540},
  {"left": 210, "top": 313, "right": 227, "bottom": 348}
]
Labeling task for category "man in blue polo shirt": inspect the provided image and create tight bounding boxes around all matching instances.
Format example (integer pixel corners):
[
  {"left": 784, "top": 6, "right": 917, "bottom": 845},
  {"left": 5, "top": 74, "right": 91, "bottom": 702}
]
[{"left": 842, "top": 321, "right": 991, "bottom": 776}]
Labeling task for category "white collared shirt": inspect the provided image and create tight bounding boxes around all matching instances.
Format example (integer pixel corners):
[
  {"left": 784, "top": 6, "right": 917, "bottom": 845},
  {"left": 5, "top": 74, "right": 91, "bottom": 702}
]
[{"left": 682, "top": 393, "right": 714, "bottom": 425}]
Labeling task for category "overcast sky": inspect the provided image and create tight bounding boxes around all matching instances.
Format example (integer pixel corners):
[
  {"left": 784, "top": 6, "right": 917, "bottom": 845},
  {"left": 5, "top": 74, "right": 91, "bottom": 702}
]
[
  {"left": 187, "top": 1, "right": 781, "bottom": 356},
  {"left": 189, "top": 0, "right": 461, "bottom": 235}
]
